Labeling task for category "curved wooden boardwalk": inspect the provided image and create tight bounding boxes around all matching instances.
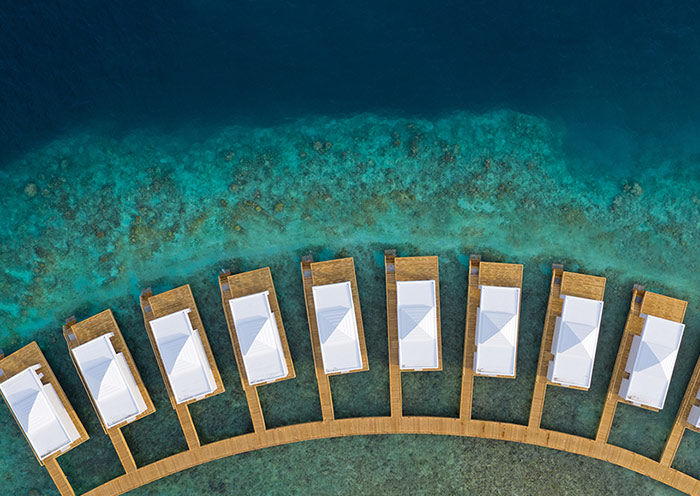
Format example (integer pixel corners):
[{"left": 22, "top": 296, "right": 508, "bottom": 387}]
[{"left": 83, "top": 415, "right": 700, "bottom": 496}]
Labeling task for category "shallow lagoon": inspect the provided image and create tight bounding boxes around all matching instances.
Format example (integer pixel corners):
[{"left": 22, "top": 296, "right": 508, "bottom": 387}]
[{"left": 2, "top": 110, "right": 700, "bottom": 494}]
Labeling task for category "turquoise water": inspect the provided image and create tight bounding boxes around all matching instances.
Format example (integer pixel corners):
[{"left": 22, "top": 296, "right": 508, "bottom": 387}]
[{"left": 1, "top": 110, "right": 700, "bottom": 494}]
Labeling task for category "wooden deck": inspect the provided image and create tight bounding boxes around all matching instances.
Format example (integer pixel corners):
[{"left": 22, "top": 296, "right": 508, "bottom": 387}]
[
  {"left": 594, "top": 289, "right": 688, "bottom": 454},
  {"left": 9, "top": 261, "right": 700, "bottom": 496},
  {"left": 139, "top": 285, "right": 225, "bottom": 449},
  {"left": 392, "top": 254, "right": 441, "bottom": 372},
  {"left": 529, "top": 267, "right": 606, "bottom": 428},
  {"left": 218, "top": 267, "right": 295, "bottom": 432},
  {"left": 597, "top": 290, "right": 688, "bottom": 445},
  {"left": 63, "top": 309, "right": 155, "bottom": 473},
  {"left": 300, "top": 256, "right": 369, "bottom": 422},
  {"left": 0, "top": 342, "right": 90, "bottom": 496},
  {"left": 460, "top": 256, "right": 523, "bottom": 420}
]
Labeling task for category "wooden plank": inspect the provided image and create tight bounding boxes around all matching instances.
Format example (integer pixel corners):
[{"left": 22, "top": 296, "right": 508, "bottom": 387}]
[
  {"left": 394, "top": 255, "right": 442, "bottom": 371},
  {"left": 107, "top": 428, "right": 137, "bottom": 473},
  {"left": 44, "top": 458, "right": 75, "bottom": 496},
  {"left": 300, "top": 256, "right": 335, "bottom": 421},
  {"left": 63, "top": 309, "right": 156, "bottom": 433},
  {"left": 0, "top": 342, "right": 89, "bottom": 465},
  {"left": 596, "top": 287, "right": 644, "bottom": 442},
  {"left": 384, "top": 250, "right": 402, "bottom": 419},
  {"left": 175, "top": 403, "right": 200, "bottom": 450},
  {"left": 310, "top": 257, "right": 370, "bottom": 374},
  {"left": 560, "top": 271, "right": 606, "bottom": 301},
  {"left": 460, "top": 256, "right": 480, "bottom": 420},
  {"left": 640, "top": 291, "right": 687, "bottom": 323},
  {"left": 528, "top": 266, "right": 563, "bottom": 428},
  {"left": 218, "top": 267, "right": 296, "bottom": 432}
]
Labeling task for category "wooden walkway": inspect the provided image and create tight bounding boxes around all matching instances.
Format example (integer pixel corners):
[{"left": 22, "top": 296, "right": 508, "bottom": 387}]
[
  {"left": 218, "top": 267, "right": 296, "bottom": 432},
  {"left": 597, "top": 290, "right": 688, "bottom": 445},
  {"left": 392, "top": 254, "right": 442, "bottom": 371},
  {"left": 460, "top": 256, "right": 523, "bottom": 420},
  {"left": 0, "top": 342, "right": 90, "bottom": 496},
  {"left": 83, "top": 415, "right": 700, "bottom": 496},
  {"left": 529, "top": 267, "right": 606, "bottom": 429},
  {"left": 63, "top": 310, "right": 155, "bottom": 473},
  {"left": 139, "top": 285, "right": 225, "bottom": 449},
  {"left": 9, "top": 262, "right": 700, "bottom": 496},
  {"left": 384, "top": 250, "right": 402, "bottom": 419}
]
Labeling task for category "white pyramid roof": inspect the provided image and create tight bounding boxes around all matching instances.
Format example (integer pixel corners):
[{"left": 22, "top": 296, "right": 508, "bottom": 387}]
[
  {"left": 0, "top": 365, "right": 81, "bottom": 459},
  {"left": 474, "top": 285, "right": 520, "bottom": 377},
  {"left": 547, "top": 295, "right": 604, "bottom": 389},
  {"left": 72, "top": 333, "right": 147, "bottom": 428},
  {"left": 229, "top": 291, "right": 288, "bottom": 385},
  {"left": 619, "top": 314, "right": 684, "bottom": 409},
  {"left": 150, "top": 309, "right": 217, "bottom": 403},
  {"left": 312, "top": 281, "right": 363, "bottom": 374},
  {"left": 397, "top": 280, "right": 438, "bottom": 370}
]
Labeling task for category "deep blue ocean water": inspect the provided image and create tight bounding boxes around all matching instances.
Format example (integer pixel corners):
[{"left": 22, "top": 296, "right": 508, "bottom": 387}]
[
  {"left": 2, "top": 2, "right": 700, "bottom": 495},
  {"left": 3, "top": 1, "right": 700, "bottom": 170}
]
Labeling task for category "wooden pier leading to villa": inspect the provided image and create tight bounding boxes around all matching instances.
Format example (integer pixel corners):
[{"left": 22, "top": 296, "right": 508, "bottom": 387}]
[
  {"left": 218, "top": 266, "right": 296, "bottom": 432},
  {"left": 460, "top": 256, "right": 523, "bottom": 420},
  {"left": 63, "top": 309, "right": 156, "bottom": 474},
  {"left": 140, "top": 285, "right": 225, "bottom": 450},
  {"left": 529, "top": 267, "right": 606, "bottom": 429}
]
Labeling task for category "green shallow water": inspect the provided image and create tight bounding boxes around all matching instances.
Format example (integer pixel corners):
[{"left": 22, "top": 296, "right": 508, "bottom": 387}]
[{"left": 1, "top": 110, "right": 700, "bottom": 495}]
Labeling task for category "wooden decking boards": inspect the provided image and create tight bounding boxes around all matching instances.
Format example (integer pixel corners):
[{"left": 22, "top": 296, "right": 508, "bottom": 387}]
[
  {"left": 218, "top": 267, "right": 295, "bottom": 432},
  {"left": 529, "top": 267, "right": 606, "bottom": 429},
  {"left": 139, "top": 285, "right": 225, "bottom": 449},
  {"left": 597, "top": 290, "right": 688, "bottom": 444},
  {"left": 460, "top": 256, "right": 523, "bottom": 420},
  {"left": 7, "top": 257, "right": 700, "bottom": 496},
  {"left": 300, "top": 256, "right": 369, "bottom": 422},
  {"left": 0, "top": 342, "right": 90, "bottom": 496},
  {"left": 63, "top": 309, "right": 155, "bottom": 474}
]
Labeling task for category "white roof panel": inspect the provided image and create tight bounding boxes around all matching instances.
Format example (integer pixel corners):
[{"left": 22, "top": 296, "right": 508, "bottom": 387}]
[
  {"left": 312, "top": 281, "right": 363, "bottom": 374},
  {"left": 229, "top": 291, "right": 288, "bottom": 385},
  {"left": 397, "top": 280, "right": 438, "bottom": 370},
  {"left": 474, "top": 285, "right": 520, "bottom": 377},
  {"left": 619, "top": 314, "right": 684, "bottom": 409},
  {"left": 71, "top": 333, "right": 147, "bottom": 428},
  {"left": 547, "top": 295, "right": 604, "bottom": 389},
  {"left": 150, "top": 309, "right": 217, "bottom": 403},
  {"left": 0, "top": 366, "right": 81, "bottom": 459}
]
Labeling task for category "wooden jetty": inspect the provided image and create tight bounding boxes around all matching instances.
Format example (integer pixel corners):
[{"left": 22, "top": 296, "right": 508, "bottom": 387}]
[
  {"left": 218, "top": 267, "right": 295, "bottom": 432},
  {"left": 596, "top": 289, "right": 688, "bottom": 447},
  {"left": 529, "top": 266, "right": 606, "bottom": 429},
  {"left": 140, "top": 285, "right": 224, "bottom": 450},
  {"left": 63, "top": 310, "right": 156, "bottom": 473},
  {"left": 0, "top": 342, "right": 89, "bottom": 496},
  {"left": 384, "top": 251, "right": 441, "bottom": 418},
  {"left": 460, "top": 255, "right": 523, "bottom": 420},
  {"left": 8, "top": 259, "right": 700, "bottom": 496},
  {"left": 300, "top": 256, "right": 369, "bottom": 422}
]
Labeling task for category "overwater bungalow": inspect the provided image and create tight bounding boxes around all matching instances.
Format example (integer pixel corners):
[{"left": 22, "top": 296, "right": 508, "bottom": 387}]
[
  {"left": 467, "top": 256, "right": 523, "bottom": 379},
  {"left": 219, "top": 267, "right": 295, "bottom": 431},
  {"left": 0, "top": 342, "right": 88, "bottom": 462},
  {"left": 140, "top": 284, "right": 224, "bottom": 449}
]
